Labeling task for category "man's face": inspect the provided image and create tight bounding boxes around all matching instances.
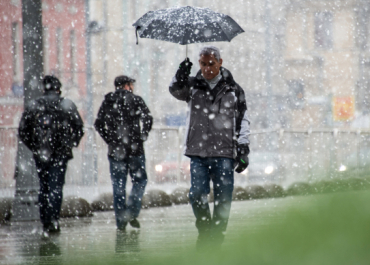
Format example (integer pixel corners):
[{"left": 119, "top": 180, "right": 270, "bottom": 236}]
[
  {"left": 199, "top": 54, "right": 223, "bottom": 80},
  {"left": 124, "top": 83, "right": 134, "bottom": 92}
]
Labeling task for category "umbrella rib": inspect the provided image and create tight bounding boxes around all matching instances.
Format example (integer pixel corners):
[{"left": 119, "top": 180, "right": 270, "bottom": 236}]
[{"left": 215, "top": 21, "right": 232, "bottom": 42}]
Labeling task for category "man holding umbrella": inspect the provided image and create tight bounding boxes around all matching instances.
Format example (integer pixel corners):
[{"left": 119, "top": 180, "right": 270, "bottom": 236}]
[{"left": 169, "top": 46, "right": 250, "bottom": 247}]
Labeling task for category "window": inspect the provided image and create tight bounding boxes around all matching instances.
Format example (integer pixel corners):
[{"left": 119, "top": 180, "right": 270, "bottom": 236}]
[
  {"left": 357, "top": 79, "right": 370, "bottom": 114},
  {"left": 11, "top": 22, "right": 20, "bottom": 83},
  {"left": 43, "top": 26, "right": 49, "bottom": 73},
  {"left": 56, "top": 27, "right": 63, "bottom": 77},
  {"left": 70, "top": 30, "right": 77, "bottom": 83},
  {"left": 11, "top": 22, "right": 22, "bottom": 97},
  {"left": 287, "top": 79, "right": 305, "bottom": 109},
  {"left": 356, "top": 9, "right": 370, "bottom": 51},
  {"left": 314, "top": 12, "right": 333, "bottom": 50}
]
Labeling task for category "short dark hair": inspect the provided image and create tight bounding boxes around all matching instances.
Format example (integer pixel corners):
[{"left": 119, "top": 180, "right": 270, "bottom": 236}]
[
  {"left": 114, "top": 75, "right": 135, "bottom": 87},
  {"left": 43, "top": 75, "right": 62, "bottom": 91}
]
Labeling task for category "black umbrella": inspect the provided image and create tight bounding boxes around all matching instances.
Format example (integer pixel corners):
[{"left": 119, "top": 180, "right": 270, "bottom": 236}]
[{"left": 132, "top": 6, "right": 244, "bottom": 56}]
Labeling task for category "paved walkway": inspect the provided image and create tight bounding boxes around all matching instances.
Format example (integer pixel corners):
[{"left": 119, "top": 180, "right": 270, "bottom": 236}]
[{"left": 0, "top": 196, "right": 300, "bottom": 265}]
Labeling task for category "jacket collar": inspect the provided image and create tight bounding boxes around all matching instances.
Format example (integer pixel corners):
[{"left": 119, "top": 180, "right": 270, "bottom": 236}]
[
  {"left": 115, "top": 88, "right": 131, "bottom": 93},
  {"left": 43, "top": 90, "right": 62, "bottom": 101},
  {"left": 193, "top": 67, "right": 236, "bottom": 104},
  {"left": 113, "top": 88, "right": 131, "bottom": 97},
  {"left": 105, "top": 88, "right": 131, "bottom": 102}
]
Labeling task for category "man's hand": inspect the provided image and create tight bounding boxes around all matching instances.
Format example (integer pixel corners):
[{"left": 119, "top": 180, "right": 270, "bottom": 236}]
[
  {"left": 235, "top": 144, "right": 250, "bottom": 173},
  {"left": 176, "top": 58, "right": 193, "bottom": 83},
  {"left": 140, "top": 132, "right": 148, "bottom": 141}
]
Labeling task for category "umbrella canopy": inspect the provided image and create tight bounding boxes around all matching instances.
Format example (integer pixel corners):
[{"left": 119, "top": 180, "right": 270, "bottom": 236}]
[{"left": 133, "top": 6, "right": 244, "bottom": 45}]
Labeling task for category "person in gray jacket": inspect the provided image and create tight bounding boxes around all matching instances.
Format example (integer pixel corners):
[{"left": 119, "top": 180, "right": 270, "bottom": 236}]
[{"left": 169, "top": 46, "right": 250, "bottom": 247}]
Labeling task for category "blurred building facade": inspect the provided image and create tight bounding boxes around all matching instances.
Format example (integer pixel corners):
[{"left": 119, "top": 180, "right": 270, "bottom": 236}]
[
  {"left": 284, "top": 0, "right": 370, "bottom": 128},
  {"left": 0, "top": 0, "right": 87, "bottom": 126},
  {"left": 0, "top": 0, "right": 87, "bottom": 186}
]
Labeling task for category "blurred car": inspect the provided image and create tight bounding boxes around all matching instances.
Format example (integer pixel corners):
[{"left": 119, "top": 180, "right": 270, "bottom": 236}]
[
  {"left": 236, "top": 152, "right": 283, "bottom": 184},
  {"left": 338, "top": 148, "right": 370, "bottom": 173},
  {"left": 154, "top": 152, "right": 284, "bottom": 184},
  {"left": 154, "top": 153, "right": 190, "bottom": 183}
]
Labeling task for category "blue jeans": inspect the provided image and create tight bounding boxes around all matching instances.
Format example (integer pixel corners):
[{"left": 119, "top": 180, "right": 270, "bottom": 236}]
[
  {"left": 189, "top": 156, "right": 234, "bottom": 236},
  {"left": 108, "top": 155, "right": 148, "bottom": 228},
  {"left": 34, "top": 156, "right": 68, "bottom": 225}
]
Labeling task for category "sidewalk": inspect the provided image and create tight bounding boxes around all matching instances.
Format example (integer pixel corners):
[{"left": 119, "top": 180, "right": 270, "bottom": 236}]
[{"left": 0, "top": 196, "right": 294, "bottom": 265}]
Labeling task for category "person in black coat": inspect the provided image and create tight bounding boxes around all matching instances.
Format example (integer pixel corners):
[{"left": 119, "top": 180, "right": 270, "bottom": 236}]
[
  {"left": 94, "top": 75, "right": 153, "bottom": 230},
  {"left": 18, "top": 75, "right": 84, "bottom": 233}
]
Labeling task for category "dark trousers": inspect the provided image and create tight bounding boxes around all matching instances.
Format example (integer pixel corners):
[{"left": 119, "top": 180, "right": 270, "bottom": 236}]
[
  {"left": 189, "top": 156, "right": 234, "bottom": 237},
  {"left": 34, "top": 157, "right": 68, "bottom": 224},
  {"left": 108, "top": 155, "right": 148, "bottom": 228}
]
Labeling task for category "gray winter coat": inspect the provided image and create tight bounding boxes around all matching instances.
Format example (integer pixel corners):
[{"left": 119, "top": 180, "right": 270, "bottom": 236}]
[{"left": 169, "top": 67, "right": 250, "bottom": 159}]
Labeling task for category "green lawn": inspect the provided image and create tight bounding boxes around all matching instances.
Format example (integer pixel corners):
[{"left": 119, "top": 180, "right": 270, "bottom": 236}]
[{"left": 134, "top": 190, "right": 370, "bottom": 265}]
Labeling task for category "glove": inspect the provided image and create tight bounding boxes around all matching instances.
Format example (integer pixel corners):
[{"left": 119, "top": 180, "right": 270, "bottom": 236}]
[
  {"left": 175, "top": 58, "right": 193, "bottom": 83},
  {"left": 235, "top": 144, "right": 250, "bottom": 173}
]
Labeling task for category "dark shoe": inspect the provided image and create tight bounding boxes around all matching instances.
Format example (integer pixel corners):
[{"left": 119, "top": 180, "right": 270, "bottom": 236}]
[
  {"left": 117, "top": 226, "right": 126, "bottom": 231},
  {"left": 43, "top": 221, "right": 60, "bottom": 233},
  {"left": 117, "top": 222, "right": 127, "bottom": 231},
  {"left": 129, "top": 219, "right": 140, "bottom": 228}
]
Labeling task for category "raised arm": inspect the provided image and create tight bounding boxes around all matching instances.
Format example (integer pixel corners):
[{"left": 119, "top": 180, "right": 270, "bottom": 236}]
[{"left": 169, "top": 58, "right": 193, "bottom": 102}]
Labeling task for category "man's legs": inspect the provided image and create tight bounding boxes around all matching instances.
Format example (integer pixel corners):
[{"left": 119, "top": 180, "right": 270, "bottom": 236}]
[
  {"left": 126, "top": 155, "right": 148, "bottom": 226},
  {"left": 35, "top": 159, "right": 51, "bottom": 225},
  {"left": 35, "top": 157, "right": 67, "bottom": 232},
  {"left": 189, "top": 157, "right": 212, "bottom": 239},
  {"left": 108, "top": 157, "right": 129, "bottom": 230},
  {"left": 209, "top": 158, "right": 234, "bottom": 242},
  {"left": 48, "top": 158, "right": 67, "bottom": 224}
]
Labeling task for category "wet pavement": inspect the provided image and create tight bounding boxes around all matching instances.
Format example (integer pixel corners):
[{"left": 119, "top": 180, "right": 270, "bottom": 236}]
[{"left": 0, "top": 196, "right": 300, "bottom": 265}]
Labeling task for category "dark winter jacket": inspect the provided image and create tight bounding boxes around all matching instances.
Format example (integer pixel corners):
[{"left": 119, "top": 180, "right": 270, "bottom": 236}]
[
  {"left": 94, "top": 89, "right": 153, "bottom": 159},
  {"left": 18, "top": 91, "right": 84, "bottom": 160},
  {"left": 169, "top": 67, "right": 250, "bottom": 159}
]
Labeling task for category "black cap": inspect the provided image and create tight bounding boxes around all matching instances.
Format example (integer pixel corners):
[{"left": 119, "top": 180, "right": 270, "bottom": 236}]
[
  {"left": 43, "top": 75, "right": 62, "bottom": 91},
  {"left": 114, "top": 75, "right": 135, "bottom": 87}
]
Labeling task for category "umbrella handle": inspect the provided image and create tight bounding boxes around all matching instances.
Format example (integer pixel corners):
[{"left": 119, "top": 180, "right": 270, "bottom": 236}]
[{"left": 135, "top": 26, "right": 141, "bottom": 45}]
